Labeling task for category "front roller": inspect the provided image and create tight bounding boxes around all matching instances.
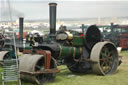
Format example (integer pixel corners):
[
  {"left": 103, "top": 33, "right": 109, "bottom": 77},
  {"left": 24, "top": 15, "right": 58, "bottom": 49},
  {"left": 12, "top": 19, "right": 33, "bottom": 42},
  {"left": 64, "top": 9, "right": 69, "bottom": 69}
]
[
  {"left": 19, "top": 54, "right": 57, "bottom": 84},
  {"left": 0, "top": 51, "right": 16, "bottom": 66},
  {"left": 90, "top": 41, "right": 119, "bottom": 75}
]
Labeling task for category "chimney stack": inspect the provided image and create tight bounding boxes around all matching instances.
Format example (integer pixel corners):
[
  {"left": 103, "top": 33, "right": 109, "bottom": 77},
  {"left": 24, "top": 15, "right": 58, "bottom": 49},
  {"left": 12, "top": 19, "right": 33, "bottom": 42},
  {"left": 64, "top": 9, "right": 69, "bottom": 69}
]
[
  {"left": 49, "top": 3, "right": 57, "bottom": 40},
  {"left": 19, "top": 17, "right": 24, "bottom": 44}
]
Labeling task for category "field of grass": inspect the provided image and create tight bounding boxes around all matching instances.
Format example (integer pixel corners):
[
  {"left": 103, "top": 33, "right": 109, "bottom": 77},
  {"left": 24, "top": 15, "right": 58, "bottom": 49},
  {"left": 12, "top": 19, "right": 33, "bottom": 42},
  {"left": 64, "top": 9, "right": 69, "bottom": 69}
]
[{"left": 0, "top": 50, "right": 128, "bottom": 85}]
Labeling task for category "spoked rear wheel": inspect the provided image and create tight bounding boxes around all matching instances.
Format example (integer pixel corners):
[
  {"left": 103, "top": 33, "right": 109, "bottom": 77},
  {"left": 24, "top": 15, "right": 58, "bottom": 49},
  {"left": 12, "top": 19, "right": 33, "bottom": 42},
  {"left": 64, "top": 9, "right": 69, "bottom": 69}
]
[{"left": 90, "top": 41, "right": 119, "bottom": 75}]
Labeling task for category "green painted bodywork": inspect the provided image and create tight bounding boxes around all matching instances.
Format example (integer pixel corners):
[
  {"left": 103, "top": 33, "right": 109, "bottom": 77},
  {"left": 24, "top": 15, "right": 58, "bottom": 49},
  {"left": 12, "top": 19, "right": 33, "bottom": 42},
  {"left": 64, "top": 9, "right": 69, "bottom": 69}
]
[
  {"left": 24, "top": 43, "right": 32, "bottom": 49},
  {"left": 72, "top": 36, "right": 84, "bottom": 46},
  {"left": 60, "top": 45, "right": 82, "bottom": 58},
  {"left": 9, "top": 51, "right": 16, "bottom": 58}
]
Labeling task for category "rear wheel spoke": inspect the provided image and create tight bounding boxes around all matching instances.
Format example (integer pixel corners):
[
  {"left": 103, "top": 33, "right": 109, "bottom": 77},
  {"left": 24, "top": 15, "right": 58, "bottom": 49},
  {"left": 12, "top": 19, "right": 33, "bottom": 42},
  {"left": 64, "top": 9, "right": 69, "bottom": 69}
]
[{"left": 91, "top": 42, "right": 119, "bottom": 75}]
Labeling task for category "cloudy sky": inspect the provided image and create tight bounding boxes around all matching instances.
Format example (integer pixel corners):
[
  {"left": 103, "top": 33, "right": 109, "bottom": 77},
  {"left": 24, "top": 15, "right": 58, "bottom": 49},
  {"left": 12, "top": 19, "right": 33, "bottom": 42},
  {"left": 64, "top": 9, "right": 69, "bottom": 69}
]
[{"left": 0, "top": 0, "right": 128, "bottom": 20}]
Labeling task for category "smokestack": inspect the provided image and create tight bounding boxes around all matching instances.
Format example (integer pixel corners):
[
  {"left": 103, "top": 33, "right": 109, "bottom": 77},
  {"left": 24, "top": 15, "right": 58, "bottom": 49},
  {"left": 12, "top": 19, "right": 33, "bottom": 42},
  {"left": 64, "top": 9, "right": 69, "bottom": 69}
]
[
  {"left": 19, "top": 17, "right": 24, "bottom": 43},
  {"left": 111, "top": 22, "right": 114, "bottom": 32},
  {"left": 49, "top": 3, "right": 57, "bottom": 40}
]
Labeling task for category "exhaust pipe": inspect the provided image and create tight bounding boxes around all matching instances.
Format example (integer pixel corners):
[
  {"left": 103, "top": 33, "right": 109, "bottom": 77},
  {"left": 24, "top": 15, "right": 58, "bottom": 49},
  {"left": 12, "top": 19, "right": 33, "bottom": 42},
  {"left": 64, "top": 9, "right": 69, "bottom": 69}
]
[
  {"left": 111, "top": 22, "right": 114, "bottom": 32},
  {"left": 19, "top": 17, "right": 24, "bottom": 43},
  {"left": 49, "top": 3, "right": 57, "bottom": 40},
  {"left": 19, "top": 17, "right": 24, "bottom": 52}
]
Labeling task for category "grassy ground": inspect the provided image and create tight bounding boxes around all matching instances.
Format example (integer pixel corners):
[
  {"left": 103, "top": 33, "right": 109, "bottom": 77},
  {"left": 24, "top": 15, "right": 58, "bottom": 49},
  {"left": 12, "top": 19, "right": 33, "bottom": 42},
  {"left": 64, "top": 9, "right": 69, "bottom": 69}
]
[{"left": 0, "top": 50, "right": 128, "bottom": 85}]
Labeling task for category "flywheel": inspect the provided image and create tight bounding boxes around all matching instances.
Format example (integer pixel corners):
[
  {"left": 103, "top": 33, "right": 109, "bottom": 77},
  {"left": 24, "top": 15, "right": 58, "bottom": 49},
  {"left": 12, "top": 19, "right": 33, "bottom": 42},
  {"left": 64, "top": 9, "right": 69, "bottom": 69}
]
[{"left": 90, "top": 41, "right": 119, "bottom": 75}]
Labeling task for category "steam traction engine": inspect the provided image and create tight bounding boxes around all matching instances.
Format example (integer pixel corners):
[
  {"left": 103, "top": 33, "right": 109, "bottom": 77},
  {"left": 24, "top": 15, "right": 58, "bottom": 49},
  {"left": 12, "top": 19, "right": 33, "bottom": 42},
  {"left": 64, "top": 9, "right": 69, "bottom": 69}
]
[{"left": 18, "top": 3, "right": 119, "bottom": 84}]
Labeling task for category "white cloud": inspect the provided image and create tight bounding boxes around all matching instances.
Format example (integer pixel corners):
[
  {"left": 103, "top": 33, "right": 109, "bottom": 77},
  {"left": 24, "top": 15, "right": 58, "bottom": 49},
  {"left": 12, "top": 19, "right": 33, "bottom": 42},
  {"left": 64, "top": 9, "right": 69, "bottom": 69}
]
[{"left": 1, "top": 0, "right": 128, "bottom": 20}]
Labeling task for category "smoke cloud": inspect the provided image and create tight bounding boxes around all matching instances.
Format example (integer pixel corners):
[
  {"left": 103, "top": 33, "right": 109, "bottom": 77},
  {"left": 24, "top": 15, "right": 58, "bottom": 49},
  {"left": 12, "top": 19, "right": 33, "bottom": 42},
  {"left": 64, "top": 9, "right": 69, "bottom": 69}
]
[{"left": 0, "top": 5, "right": 24, "bottom": 21}]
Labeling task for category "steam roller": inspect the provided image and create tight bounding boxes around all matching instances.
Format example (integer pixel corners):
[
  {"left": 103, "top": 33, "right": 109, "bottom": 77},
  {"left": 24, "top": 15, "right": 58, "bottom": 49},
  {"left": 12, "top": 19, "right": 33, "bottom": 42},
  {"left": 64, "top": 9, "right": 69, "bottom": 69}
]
[
  {"left": 0, "top": 51, "right": 16, "bottom": 66},
  {"left": 14, "top": 2, "right": 120, "bottom": 85}
]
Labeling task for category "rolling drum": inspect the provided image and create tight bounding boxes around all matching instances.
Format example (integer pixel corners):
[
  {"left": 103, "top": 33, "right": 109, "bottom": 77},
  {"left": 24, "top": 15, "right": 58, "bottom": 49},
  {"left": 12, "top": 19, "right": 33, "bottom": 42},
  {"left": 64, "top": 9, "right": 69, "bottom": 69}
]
[
  {"left": 0, "top": 51, "right": 15, "bottom": 65},
  {"left": 0, "top": 51, "right": 9, "bottom": 61},
  {"left": 90, "top": 41, "right": 119, "bottom": 75},
  {"left": 19, "top": 54, "right": 57, "bottom": 84}
]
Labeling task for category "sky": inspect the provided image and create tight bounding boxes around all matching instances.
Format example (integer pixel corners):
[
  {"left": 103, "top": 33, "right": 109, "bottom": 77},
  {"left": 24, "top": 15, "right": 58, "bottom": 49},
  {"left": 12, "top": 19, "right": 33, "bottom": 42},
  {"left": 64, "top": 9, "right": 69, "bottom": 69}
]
[{"left": 0, "top": 0, "right": 128, "bottom": 21}]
